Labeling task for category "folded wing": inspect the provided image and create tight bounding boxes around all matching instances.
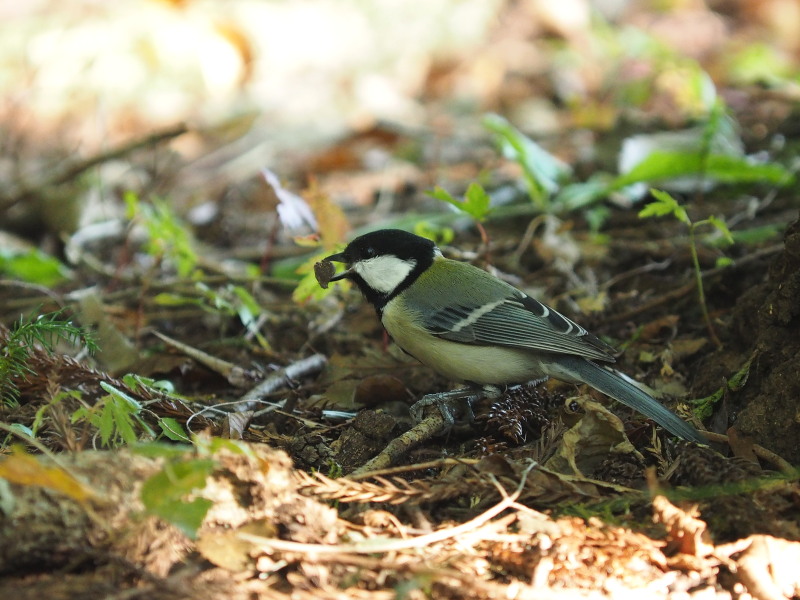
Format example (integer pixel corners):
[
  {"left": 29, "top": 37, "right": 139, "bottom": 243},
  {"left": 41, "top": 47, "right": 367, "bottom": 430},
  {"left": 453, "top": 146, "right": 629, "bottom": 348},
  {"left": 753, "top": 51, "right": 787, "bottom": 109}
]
[{"left": 425, "top": 291, "right": 616, "bottom": 363}]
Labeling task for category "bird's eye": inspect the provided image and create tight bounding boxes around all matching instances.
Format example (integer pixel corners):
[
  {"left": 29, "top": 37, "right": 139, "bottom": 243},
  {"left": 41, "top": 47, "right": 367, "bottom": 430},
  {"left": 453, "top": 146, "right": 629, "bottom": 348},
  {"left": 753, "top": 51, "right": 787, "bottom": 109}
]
[{"left": 364, "top": 246, "right": 376, "bottom": 258}]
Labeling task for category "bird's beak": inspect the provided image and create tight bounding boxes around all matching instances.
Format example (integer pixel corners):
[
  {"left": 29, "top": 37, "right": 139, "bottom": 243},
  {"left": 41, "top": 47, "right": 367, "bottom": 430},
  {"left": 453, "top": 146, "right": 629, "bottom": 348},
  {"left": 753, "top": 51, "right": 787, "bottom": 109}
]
[{"left": 324, "top": 251, "right": 350, "bottom": 282}]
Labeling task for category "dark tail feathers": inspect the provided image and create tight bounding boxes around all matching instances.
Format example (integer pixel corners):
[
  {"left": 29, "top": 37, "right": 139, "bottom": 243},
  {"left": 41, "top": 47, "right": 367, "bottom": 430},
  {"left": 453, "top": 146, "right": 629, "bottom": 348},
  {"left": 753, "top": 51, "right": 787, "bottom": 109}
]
[{"left": 555, "top": 356, "right": 706, "bottom": 443}]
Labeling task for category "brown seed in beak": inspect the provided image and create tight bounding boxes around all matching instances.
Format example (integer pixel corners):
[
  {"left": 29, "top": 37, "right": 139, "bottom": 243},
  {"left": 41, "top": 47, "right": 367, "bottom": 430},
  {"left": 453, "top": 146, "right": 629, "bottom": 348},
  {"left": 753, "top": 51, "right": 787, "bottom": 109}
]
[{"left": 314, "top": 260, "right": 337, "bottom": 289}]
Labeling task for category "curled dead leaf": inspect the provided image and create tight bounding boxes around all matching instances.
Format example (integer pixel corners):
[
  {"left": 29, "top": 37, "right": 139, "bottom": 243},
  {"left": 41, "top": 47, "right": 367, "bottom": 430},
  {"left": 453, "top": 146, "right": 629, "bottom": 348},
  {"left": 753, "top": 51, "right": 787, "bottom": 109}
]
[
  {"left": 544, "top": 396, "right": 640, "bottom": 478},
  {"left": 652, "top": 495, "right": 714, "bottom": 558}
]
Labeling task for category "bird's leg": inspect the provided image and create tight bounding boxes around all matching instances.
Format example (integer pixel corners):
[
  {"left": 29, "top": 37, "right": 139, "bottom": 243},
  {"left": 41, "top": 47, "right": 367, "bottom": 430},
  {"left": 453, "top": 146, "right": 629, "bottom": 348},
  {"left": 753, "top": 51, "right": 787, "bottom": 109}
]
[
  {"left": 522, "top": 377, "right": 549, "bottom": 391},
  {"left": 410, "top": 385, "right": 503, "bottom": 430}
]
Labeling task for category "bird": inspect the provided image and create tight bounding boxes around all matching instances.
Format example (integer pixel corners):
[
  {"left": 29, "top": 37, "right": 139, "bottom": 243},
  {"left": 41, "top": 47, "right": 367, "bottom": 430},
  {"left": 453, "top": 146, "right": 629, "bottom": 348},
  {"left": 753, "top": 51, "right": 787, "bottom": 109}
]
[{"left": 321, "top": 228, "right": 705, "bottom": 443}]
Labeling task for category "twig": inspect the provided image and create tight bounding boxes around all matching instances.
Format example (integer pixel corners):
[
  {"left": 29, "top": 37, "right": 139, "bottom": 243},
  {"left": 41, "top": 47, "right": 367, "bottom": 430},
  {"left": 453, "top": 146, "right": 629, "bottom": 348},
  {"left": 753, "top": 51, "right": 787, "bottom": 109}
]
[
  {"left": 699, "top": 431, "right": 795, "bottom": 474},
  {"left": 0, "top": 280, "right": 66, "bottom": 309},
  {"left": 510, "top": 214, "right": 546, "bottom": 265},
  {"left": 55, "top": 123, "right": 188, "bottom": 185},
  {"left": 235, "top": 354, "right": 327, "bottom": 412},
  {"left": 348, "top": 457, "right": 478, "bottom": 481},
  {"left": 152, "top": 330, "right": 257, "bottom": 387},
  {"left": 239, "top": 462, "right": 537, "bottom": 555},
  {"left": 600, "top": 258, "right": 672, "bottom": 291},
  {"left": 350, "top": 410, "right": 447, "bottom": 476},
  {"left": 1, "top": 123, "right": 188, "bottom": 210},
  {"left": 181, "top": 354, "right": 327, "bottom": 432}
]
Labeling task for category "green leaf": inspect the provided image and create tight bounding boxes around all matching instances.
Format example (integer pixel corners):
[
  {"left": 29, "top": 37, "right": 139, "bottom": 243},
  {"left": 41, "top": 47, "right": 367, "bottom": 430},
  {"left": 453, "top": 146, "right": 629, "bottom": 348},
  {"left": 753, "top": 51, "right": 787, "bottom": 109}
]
[
  {"left": 691, "top": 388, "right": 724, "bottom": 420},
  {"left": 483, "top": 113, "right": 571, "bottom": 209},
  {"left": 230, "top": 285, "right": 262, "bottom": 320},
  {"left": 0, "top": 249, "right": 69, "bottom": 286},
  {"left": 412, "top": 222, "right": 454, "bottom": 245},
  {"left": 127, "top": 195, "right": 199, "bottom": 278},
  {"left": 427, "top": 183, "right": 492, "bottom": 221},
  {"left": 584, "top": 206, "right": 612, "bottom": 233},
  {"left": 294, "top": 251, "right": 340, "bottom": 303},
  {"left": 132, "top": 441, "right": 193, "bottom": 459},
  {"left": 196, "top": 436, "right": 256, "bottom": 458},
  {"left": 639, "top": 189, "right": 689, "bottom": 224},
  {"left": 427, "top": 186, "right": 458, "bottom": 205},
  {"left": 100, "top": 381, "right": 142, "bottom": 411},
  {"left": 555, "top": 175, "right": 614, "bottom": 211},
  {"left": 158, "top": 417, "right": 190, "bottom": 442},
  {"left": 271, "top": 255, "right": 310, "bottom": 281},
  {"left": 76, "top": 383, "right": 149, "bottom": 447},
  {"left": 70, "top": 406, "right": 90, "bottom": 424},
  {"left": 153, "top": 293, "right": 203, "bottom": 307},
  {"left": 123, "top": 374, "right": 176, "bottom": 394},
  {"left": 638, "top": 350, "right": 657, "bottom": 363},
  {"left": 149, "top": 379, "right": 175, "bottom": 393},
  {"left": 141, "top": 459, "right": 215, "bottom": 507},
  {"left": 124, "top": 190, "right": 140, "bottom": 219},
  {"left": 706, "top": 215, "right": 734, "bottom": 245},
  {"left": 96, "top": 402, "right": 115, "bottom": 445},
  {"left": 691, "top": 353, "right": 754, "bottom": 419},
  {"left": 728, "top": 353, "right": 754, "bottom": 391},
  {"left": 228, "top": 285, "right": 270, "bottom": 348},
  {"left": 0, "top": 312, "right": 85, "bottom": 406},
  {"left": 109, "top": 396, "right": 139, "bottom": 445},
  {"left": 6, "top": 423, "right": 33, "bottom": 438},
  {"left": 728, "top": 224, "right": 783, "bottom": 246},
  {"left": 140, "top": 458, "right": 216, "bottom": 539},
  {"left": 198, "top": 283, "right": 234, "bottom": 312},
  {"left": 32, "top": 390, "right": 81, "bottom": 436},
  {"left": 715, "top": 257, "right": 734, "bottom": 268},
  {"left": 462, "top": 183, "right": 492, "bottom": 220},
  {"left": 729, "top": 42, "right": 795, "bottom": 86},
  {"left": 614, "top": 151, "right": 793, "bottom": 189},
  {"left": 155, "top": 497, "right": 213, "bottom": 539}
]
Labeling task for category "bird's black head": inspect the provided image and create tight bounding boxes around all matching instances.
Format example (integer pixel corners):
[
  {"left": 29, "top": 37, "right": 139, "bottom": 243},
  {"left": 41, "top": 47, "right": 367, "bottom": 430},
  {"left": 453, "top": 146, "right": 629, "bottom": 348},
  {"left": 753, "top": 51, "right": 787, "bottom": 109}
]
[{"left": 324, "top": 229, "right": 438, "bottom": 310}]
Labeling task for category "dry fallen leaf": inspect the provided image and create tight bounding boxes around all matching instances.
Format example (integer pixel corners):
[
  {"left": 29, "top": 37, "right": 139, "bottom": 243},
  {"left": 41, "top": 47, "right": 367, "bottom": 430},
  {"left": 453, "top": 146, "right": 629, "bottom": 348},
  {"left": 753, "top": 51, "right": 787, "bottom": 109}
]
[
  {"left": 0, "top": 448, "right": 94, "bottom": 504},
  {"left": 197, "top": 519, "right": 278, "bottom": 572},
  {"left": 652, "top": 495, "right": 714, "bottom": 558},
  {"left": 544, "top": 397, "right": 640, "bottom": 478}
]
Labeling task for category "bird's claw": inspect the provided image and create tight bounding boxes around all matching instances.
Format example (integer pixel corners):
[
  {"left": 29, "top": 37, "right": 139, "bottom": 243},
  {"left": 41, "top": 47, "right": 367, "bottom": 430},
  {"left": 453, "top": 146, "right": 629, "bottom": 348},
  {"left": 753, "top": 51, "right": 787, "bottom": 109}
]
[{"left": 409, "top": 387, "right": 496, "bottom": 433}]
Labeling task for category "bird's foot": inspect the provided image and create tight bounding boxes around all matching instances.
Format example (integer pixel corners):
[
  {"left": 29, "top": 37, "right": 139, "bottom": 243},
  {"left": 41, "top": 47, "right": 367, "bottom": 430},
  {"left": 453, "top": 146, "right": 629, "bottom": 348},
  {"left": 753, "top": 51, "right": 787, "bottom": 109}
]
[{"left": 410, "top": 385, "right": 502, "bottom": 432}]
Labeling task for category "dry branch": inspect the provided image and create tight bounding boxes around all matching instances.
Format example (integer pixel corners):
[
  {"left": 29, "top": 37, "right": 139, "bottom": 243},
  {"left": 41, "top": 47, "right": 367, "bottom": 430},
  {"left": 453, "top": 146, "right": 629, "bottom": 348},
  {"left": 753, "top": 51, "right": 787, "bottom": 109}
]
[{"left": 1, "top": 123, "right": 188, "bottom": 210}]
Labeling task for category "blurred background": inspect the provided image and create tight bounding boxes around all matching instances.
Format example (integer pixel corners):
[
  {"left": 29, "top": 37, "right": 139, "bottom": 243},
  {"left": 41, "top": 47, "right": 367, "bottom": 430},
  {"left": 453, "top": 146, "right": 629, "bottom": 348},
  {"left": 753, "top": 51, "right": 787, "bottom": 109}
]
[
  {"left": 2, "top": 0, "right": 798, "bottom": 243},
  {"left": 2, "top": 0, "right": 800, "bottom": 551}
]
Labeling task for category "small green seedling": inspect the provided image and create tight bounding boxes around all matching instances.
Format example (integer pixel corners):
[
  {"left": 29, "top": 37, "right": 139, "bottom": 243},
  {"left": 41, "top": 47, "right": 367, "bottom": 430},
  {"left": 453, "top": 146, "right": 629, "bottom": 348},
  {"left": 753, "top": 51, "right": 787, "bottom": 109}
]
[
  {"left": 427, "top": 182, "right": 493, "bottom": 245},
  {"left": 639, "top": 189, "right": 733, "bottom": 347}
]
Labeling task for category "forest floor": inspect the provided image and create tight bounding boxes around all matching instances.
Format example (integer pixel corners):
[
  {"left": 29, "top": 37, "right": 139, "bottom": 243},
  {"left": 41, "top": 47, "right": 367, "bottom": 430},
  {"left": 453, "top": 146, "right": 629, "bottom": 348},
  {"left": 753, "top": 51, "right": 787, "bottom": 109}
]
[{"left": 1, "top": 1, "right": 800, "bottom": 598}]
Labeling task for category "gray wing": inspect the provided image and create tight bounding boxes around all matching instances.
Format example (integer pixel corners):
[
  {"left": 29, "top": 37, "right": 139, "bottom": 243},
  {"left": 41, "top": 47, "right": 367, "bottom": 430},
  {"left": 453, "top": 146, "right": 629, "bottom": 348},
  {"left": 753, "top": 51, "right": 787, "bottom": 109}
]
[{"left": 425, "top": 291, "right": 616, "bottom": 363}]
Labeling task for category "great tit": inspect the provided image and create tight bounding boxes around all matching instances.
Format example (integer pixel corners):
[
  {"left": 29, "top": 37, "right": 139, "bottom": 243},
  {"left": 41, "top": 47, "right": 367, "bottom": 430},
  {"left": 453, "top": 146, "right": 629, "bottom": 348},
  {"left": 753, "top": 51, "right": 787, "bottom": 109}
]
[{"left": 323, "top": 229, "right": 705, "bottom": 443}]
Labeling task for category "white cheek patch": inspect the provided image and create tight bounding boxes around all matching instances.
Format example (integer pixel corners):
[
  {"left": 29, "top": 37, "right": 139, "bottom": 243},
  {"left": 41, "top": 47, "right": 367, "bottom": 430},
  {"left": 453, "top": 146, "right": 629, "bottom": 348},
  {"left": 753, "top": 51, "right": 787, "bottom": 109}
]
[{"left": 353, "top": 255, "right": 416, "bottom": 294}]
